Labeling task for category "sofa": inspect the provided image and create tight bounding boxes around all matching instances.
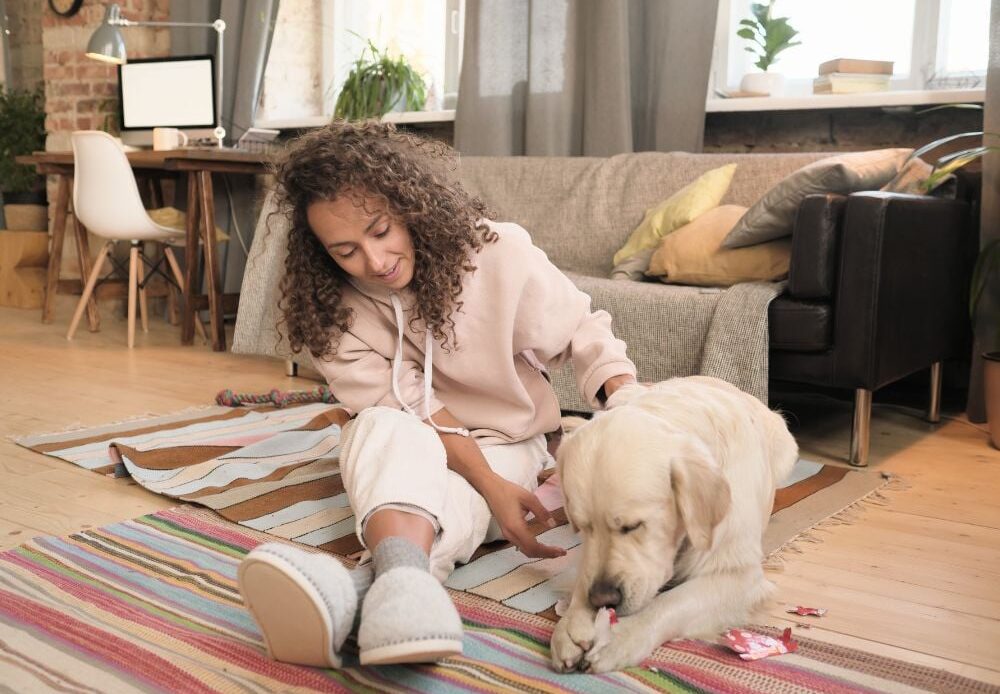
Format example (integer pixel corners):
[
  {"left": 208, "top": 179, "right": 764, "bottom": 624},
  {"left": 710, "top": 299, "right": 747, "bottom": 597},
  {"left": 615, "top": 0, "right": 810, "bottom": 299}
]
[{"left": 233, "top": 151, "right": 975, "bottom": 467}]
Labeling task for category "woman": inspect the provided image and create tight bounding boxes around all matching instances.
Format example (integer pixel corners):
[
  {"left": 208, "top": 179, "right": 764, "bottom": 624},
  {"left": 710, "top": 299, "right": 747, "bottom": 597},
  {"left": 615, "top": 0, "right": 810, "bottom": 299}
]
[{"left": 237, "top": 121, "right": 636, "bottom": 668}]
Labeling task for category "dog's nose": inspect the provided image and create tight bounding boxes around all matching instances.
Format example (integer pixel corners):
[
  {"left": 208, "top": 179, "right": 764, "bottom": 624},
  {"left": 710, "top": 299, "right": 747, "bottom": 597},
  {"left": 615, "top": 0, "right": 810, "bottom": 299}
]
[{"left": 588, "top": 580, "right": 622, "bottom": 608}]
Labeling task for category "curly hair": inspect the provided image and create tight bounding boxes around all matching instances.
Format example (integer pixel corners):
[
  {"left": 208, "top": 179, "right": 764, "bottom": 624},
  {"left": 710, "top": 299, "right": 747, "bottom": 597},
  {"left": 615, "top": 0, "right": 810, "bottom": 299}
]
[{"left": 272, "top": 120, "right": 495, "bottom": 360}]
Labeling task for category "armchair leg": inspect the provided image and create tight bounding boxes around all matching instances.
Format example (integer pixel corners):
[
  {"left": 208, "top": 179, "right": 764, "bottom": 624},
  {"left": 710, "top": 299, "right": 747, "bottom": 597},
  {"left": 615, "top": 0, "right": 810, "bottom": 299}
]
[
  {"left": 285, "top": 360, "right": 299, "bottom": 378},
  {"left": 850, "top": 388, "right": 872, "bottom": 467},
  {"left": 927, "top": 361, "right": 942, "bottom": 424}
]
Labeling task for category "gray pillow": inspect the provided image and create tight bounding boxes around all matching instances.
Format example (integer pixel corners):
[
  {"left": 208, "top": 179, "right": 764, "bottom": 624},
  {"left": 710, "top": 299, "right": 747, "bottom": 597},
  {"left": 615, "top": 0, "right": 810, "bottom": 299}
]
[
  {"left": 610, "top": 247, "right": 655, "bottom": 281},
  {"left": 723, "top": 148, "right": 912, "bottom": 249}
]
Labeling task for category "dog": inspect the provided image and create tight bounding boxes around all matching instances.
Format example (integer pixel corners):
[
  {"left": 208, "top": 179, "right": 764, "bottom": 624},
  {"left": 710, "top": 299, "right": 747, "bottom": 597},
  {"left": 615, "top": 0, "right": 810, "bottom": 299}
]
[{"left": 550, "top": 376, "right": 797, "bottom": 673}]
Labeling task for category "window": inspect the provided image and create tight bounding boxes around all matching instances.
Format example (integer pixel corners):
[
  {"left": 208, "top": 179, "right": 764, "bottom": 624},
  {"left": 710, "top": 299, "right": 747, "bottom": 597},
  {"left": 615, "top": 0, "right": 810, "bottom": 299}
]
[
  {"left": 321, "top": 0, "right": 464, "bottom": 115},
  {"left": 258, "top": 0, "right": 463, "bottom": 126},
  {"left": 711, "top": 0, "right": 989, "bottom": 96}
]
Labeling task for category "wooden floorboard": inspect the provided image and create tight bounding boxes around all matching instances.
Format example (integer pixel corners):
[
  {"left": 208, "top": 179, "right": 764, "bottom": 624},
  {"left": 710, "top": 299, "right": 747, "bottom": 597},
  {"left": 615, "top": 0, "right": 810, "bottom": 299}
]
[{"left": 1, "top": 298, "right": 999, "bottom": 682}]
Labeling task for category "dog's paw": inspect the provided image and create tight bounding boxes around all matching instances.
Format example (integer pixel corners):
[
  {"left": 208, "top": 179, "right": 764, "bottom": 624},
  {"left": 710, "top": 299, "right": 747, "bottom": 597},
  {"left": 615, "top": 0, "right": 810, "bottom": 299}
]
[
  {"left": 581, "top": 614, "right": 653, "bottom": 674},
  {"left": 549, "top": 608, "right": 596, "bottom": 673}
]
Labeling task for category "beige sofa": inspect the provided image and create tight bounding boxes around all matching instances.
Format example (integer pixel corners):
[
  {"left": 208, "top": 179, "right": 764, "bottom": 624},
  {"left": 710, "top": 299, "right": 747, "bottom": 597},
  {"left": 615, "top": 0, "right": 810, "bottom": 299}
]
[{"left": 232, "top": 151, "right": 829, "bottom": 410}]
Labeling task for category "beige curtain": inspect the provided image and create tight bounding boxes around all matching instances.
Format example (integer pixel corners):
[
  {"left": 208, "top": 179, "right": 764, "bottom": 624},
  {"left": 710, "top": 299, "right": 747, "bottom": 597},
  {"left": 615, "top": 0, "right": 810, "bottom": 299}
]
[
  {"left": 454, "top": 0, "right": 718, "bottom": 156},
  {"left": 968, "top": 0, "right": 1000, "bottom": 422}
]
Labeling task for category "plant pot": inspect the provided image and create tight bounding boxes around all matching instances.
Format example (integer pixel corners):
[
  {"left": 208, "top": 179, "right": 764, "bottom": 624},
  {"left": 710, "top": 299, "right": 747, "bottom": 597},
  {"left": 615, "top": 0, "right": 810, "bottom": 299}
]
[
  {"left": 740, "top": 72, "right": 786, "bottom": 96},
  {"left": 0, "top": 230, "right": 48, "bottom": 309},
  {"left": 3, "top": 188, "right": 46, "bottom": 205},
  {"left": 3, "top": 203, "right": 48, "bottom": 231},
  {"left": 985, "top": 351, "right": 1000, "bottom": 450}
]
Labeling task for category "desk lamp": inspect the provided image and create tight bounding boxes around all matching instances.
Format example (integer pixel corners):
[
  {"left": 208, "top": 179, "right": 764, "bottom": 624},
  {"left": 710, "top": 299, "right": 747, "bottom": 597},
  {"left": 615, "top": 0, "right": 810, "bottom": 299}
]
[{"left": 85, "top": 3, "right": 227, "bottom": 148}]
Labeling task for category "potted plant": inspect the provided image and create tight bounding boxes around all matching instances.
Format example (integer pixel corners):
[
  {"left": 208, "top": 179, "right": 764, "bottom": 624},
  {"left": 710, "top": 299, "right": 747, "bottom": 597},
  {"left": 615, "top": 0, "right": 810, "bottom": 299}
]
[
  {"left": 0, "top": 85, "right": 47, "bottom": 230},
  {"left": 334, "top": 38, "right": 428, "bottom": 121},
  {"left": 971, "top": 240, "right": 1000, "bottom": 448},
  {"left": 904, "top": 128, "right": 1000, "bottom": 447},
  {"left": 737, "top": 1, "right": 801, "bottom": 96}
]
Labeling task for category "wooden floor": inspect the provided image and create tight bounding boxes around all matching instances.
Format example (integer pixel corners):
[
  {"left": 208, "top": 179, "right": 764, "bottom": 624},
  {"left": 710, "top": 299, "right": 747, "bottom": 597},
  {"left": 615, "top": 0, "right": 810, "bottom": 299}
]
[{"left": 2, "top": 299, "right": 999, "bottom": 685}]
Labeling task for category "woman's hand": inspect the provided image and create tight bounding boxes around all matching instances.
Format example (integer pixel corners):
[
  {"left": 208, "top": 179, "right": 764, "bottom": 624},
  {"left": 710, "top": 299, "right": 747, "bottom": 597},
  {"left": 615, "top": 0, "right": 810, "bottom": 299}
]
[
  {"left": 602, "top": 374, "right": 637, "bottom": 400},
  {"left": 481, "top": 477, "right": 567, "bottom": 559}
]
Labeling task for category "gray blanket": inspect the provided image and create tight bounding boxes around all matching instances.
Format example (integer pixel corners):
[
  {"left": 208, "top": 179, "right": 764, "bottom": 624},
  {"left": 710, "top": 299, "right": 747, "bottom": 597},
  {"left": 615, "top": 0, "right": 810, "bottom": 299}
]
[{"left": 551, "top": 276, "right": 784, "bottom": 412}]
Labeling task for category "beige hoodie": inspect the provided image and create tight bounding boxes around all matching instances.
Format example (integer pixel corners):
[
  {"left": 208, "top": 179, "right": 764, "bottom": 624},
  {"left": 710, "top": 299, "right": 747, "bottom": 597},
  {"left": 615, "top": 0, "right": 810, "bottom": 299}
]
[{"left": 310, "top": 221, "right": 636, "bottom": 445}]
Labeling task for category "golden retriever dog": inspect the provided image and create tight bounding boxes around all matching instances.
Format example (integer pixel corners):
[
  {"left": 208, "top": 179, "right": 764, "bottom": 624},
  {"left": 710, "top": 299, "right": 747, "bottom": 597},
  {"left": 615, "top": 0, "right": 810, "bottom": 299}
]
[{"left": 550, "top": 376, "right": 797, "bottom": 673}]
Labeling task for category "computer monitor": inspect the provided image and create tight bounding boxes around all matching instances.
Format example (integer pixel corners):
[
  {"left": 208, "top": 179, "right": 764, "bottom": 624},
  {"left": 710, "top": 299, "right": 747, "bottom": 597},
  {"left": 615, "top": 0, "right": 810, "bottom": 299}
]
[{"left": 118, "top": 55, "right": 217, "bottom": 146}]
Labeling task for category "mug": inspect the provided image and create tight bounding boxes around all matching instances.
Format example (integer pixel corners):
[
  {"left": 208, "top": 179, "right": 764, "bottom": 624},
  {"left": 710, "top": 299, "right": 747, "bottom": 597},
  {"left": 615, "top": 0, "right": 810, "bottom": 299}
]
[{"left": 153, "top": 127, "right": 189, "bottom": 151}]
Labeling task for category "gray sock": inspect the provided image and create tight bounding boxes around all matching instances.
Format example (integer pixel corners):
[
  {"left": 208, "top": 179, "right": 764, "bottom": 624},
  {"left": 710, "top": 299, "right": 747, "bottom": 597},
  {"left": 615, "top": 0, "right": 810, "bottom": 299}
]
[{"left": 372, "top": 536, "right": 430, "bottom": 577}]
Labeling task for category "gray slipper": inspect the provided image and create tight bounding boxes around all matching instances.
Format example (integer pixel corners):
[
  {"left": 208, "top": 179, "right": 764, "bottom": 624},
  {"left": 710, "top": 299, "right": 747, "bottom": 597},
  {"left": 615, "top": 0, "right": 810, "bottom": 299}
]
[
  {"left": 358, "top": 566, "right": 464, "bottom": 665},
  {"left": 238, "top": 542, "right": 358, "bottom": 668}
]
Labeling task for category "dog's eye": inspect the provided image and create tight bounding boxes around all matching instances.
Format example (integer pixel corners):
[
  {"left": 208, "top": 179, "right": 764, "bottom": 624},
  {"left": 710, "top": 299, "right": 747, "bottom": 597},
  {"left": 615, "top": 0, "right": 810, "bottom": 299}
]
[{"left": 620, "top": 522, "right": 643, "bottom": 534}]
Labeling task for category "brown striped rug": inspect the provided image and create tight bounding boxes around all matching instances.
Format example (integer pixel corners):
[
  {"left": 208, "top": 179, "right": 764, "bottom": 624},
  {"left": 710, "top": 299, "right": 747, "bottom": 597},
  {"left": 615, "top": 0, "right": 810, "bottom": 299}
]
[{"left": 16, "top": 402, "right": 888, "bottom": 617}]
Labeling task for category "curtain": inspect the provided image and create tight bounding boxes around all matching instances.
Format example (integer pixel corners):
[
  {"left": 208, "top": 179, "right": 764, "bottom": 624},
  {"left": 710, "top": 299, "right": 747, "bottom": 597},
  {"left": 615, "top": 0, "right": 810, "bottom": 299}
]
[
  {"left": 967, "top": 0, "right": 1000, "bottom": 423},
  {"left": 170, "top": 0, "right": 280, "bottom": 296},
  {"left": 454, "top": 0, "right": 718, "bottom": 156}
]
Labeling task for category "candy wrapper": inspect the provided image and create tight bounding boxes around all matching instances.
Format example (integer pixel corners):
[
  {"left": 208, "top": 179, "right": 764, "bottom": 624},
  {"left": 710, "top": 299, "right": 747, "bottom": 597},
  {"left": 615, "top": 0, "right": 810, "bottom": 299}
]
[
  {"left": 787, "top": 606, "right": 827, "bottom": 617},
  {"left": 722, "top": 627, "right": 798, "bottom": 661}
]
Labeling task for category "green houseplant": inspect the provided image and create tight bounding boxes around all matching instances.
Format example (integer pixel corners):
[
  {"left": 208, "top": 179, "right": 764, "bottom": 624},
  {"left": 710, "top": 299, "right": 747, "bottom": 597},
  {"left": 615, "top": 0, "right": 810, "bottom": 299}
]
[
  {"left": 0, "top": 85, "right": 46, "bottom": 204},
  {"left": 0, "top": 84, "right": 47, "bottom": 231},
  {"left": 736, "top": 1, "right": 801, "bottom": 96},
  {"left": 334, "top": 38, "right": 428, "bottom": 121}
]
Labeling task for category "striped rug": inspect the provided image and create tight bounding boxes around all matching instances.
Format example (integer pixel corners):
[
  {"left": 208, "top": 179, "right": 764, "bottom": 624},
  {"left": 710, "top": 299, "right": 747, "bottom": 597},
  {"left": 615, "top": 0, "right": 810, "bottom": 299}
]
[
  {"left": 17, "top": 403, "right": 886, "bottom": 619},
  {"left": 1, "top": 506, "right": 990, "bottom": 693}
]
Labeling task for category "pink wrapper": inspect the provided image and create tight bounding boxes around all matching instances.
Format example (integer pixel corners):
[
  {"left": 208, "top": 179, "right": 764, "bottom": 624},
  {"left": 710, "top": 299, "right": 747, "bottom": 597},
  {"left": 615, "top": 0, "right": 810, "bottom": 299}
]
[
  {"left": 787, "top": 606, "right": 827, "bottom": 617},
  {"left": 722, "top": 628, "right": 798, "bottom": 661}
]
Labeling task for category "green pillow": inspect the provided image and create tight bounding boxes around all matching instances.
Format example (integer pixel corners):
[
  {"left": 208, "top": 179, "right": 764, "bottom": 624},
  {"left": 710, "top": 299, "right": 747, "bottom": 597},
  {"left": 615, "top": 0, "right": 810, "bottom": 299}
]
[{"left": 613, "top": 163, "right": 737, "bottom": 267}]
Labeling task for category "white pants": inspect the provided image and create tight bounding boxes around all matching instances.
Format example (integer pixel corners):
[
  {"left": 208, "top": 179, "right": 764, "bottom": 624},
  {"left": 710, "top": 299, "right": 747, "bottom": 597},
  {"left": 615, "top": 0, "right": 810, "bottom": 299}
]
[{"left": 339, "top": 406, "right": 552, "bottom": 581}]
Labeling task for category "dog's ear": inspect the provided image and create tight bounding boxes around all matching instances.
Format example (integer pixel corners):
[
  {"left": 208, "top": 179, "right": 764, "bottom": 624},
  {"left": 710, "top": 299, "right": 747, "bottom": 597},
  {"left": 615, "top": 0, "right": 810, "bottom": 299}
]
[{"left": 670, "top": 442, "right": 731, "bottom": 551}]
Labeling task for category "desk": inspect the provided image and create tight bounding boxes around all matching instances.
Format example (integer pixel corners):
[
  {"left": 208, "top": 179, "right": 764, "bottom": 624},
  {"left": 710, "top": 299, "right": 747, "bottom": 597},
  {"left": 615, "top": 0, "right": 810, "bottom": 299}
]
[{"left": 19, "top": 149, "right": 270, "bottom": 351}]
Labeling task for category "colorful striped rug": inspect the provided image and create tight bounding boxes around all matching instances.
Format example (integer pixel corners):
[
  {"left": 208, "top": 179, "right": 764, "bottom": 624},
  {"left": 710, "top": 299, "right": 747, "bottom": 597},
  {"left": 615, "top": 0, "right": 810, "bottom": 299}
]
[
  {"left": 1, "top": 506, "right": 990, "bottom": 693},
  {"left": 16, "top": 403, "right": 888, "bottom": 620}
]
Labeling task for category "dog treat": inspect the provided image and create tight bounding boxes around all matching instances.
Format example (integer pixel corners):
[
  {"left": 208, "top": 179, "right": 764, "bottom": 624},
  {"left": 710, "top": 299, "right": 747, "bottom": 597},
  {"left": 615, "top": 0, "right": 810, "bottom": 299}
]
[
  {"left": 590, "top": 607, "right": 617, "bottom": 655},
  {"left": 722, "top": 628, "right": 798, "bottom": 661},
  {"left": 787, "top": 606, "right": 827, "bottom": 617}
]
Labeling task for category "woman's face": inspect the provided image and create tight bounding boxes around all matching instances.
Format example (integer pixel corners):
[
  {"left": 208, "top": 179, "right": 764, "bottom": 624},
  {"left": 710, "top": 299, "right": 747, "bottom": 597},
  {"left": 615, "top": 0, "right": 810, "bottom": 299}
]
[{"left": 307, "top": 191, "right": 415, "bottom": 291}]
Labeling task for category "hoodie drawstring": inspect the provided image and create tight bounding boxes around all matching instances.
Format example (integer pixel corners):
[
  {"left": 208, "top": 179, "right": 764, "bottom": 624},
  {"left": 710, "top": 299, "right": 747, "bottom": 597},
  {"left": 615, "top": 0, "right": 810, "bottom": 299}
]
[{"left": 389, "top": 293, "right": 470, "bottom": 437}]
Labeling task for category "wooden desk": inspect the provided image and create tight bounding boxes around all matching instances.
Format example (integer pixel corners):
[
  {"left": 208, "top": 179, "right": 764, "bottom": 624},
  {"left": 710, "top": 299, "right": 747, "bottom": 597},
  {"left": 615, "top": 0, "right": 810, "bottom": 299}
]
[{"left": 19, "top": 149, "right": 270, "bottom": 351}]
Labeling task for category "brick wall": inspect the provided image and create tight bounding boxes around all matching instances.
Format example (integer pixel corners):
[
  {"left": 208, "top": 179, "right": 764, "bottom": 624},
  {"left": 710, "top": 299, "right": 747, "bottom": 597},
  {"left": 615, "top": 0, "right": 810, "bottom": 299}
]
[
  {"left": 43, "top": 1, "right": 170, "bottom": 152},
  {"left": 42, "top": 1, "right": 170, "bottom": 278},
  {"left": 703, "top": 106, "right": 984, "bottom": 154}
]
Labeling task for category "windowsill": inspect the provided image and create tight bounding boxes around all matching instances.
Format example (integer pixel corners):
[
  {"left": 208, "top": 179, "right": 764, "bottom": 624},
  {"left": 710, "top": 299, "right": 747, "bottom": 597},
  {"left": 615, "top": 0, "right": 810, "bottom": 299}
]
[
  {"left": 254, "top": 109, "right": 456, "bottom": 131},
  {"left": 705, "top": 88, "right": 985, "bottom": 113}
]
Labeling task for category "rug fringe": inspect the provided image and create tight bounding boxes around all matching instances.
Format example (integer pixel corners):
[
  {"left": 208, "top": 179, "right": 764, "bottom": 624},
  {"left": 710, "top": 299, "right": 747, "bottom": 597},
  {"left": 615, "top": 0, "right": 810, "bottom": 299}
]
[
  {"left": 764, "top": 471, "right": 899, "bottom": 571},
  {"left": 9, "top": 404, "right": 222, "bottom": 445}
]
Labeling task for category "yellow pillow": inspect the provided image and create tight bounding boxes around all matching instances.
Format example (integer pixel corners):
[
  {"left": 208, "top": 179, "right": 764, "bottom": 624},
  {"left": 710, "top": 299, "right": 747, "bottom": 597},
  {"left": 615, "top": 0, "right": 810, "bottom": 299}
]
[
  {"left": 646, "top": 205, "right": 790, "bottom": 287},
  {"left": 613, "top": 163, "right": 737, "bottom": 267},
  {"left": 148, "top": 206, "right": 230, "bottom": 242}
]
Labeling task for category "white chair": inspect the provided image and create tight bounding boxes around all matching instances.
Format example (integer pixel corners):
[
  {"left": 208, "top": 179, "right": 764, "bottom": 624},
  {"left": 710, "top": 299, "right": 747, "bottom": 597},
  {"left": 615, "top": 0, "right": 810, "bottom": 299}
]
[{"left": 68, "top": 130, "right": 206, "bottom": 348}]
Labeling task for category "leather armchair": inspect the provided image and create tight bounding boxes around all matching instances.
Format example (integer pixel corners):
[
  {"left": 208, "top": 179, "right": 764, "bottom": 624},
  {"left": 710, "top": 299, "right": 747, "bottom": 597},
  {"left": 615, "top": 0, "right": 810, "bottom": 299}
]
[{"left": 768, "top": 190, "right": 976, "bottom": 465}]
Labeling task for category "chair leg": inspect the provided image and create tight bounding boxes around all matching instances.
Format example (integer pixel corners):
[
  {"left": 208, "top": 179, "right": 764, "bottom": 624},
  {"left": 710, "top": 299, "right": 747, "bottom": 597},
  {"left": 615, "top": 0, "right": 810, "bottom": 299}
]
[
  {"left": 849, "top": 388, "right": 872, "bottom": 467},
  {"left": 163, "top": 246, "right": 208, "bottom": 343},
  {"left": 128, "top": 242, "right": 139, "bottom": 349},
  {"left": 927, "top": 361, "right": 942, "bottom": 424},
  {"left": 67, "top": 241, "right": 112, "bottom": 341},
  {"left": 285, "top": 360, "right": 298, "bottom": 378},
  {"left": 166, "top": 282, "right": 180, "bottom": 325},
  {"left": 136, "top": 242, "right": 149, "bottom": 333}
]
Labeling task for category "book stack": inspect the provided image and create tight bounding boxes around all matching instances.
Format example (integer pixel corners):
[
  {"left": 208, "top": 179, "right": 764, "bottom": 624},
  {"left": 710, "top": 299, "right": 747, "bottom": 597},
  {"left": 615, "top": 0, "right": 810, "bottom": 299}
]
[{"left": 813, "top": 58, "right": 893, "bottom": 94}]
